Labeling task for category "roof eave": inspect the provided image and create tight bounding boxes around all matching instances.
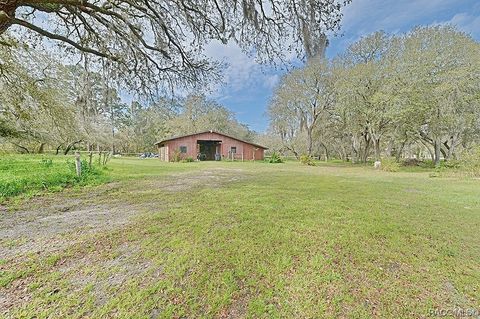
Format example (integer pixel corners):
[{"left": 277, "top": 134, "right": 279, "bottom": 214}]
[{"left": 154, "top": 130, "right": 268, "bottom": 149}]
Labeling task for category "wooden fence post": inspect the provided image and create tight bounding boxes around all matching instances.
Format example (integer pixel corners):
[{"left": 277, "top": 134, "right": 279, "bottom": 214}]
[
  {"left": 75, "top": 151, "right": 82, "bottom": 176},
  {"left": 88, "top": 152, "right": 93, "bottom": 168}
]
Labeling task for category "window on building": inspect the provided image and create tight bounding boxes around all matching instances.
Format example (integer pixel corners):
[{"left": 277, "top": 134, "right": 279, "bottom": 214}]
[
  {"left": 180, "top": 146, "right": 187, "bottom": 153},
  {"left": 230, "top": 146, "right": 237, "bottom": 154}
]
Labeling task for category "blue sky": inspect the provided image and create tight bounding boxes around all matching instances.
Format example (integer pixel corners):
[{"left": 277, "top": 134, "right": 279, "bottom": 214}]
[{"left": 208, "top": 0, "right": 480, "bottom": 133}]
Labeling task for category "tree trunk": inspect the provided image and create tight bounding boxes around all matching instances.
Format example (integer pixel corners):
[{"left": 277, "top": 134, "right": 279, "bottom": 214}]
[
  {"left": 373, "top": 138, "right": 381, "bottom": 161},
  {"left": 434, "top": 138, "right": 441, "bottom": 167},
  {"left": 362, "top": 132, "right": 371, "bottom": 163},
  {"left": 363, "top": 142, "right": 370, "bottom": 163},
  {"left": 351, "top": 135, "right": 360, "bottom": 164},
  {"left": 0, "top": 1, "right": 17, "bottom": 35},
  {"left": 56, "top": 144, "right": 63, "bottom": 155},
  {"left": 320, "top": 142, "right": 329, "bottom": 161},
  {"left": 449, "top": 136, "right": 458, "bottom": 160},
  {"left": 395, "top": 141, "right": 406, "bottom": 162},
  {"left": 440, "top": 147, "right": 447, "bottom": 160},
  {"left": 306, "top": 128, "right": 313, "bottom": 157},
  {"left": 37, "top": 142, "right": 46, "bottom": 154},
  {"left": 13, "top": 143, "right": 29, "bottom": 153},
  {"left": 64, "top": 144, "right": 73, "bottom": 155},
  {"left": 418, "top": 138, "right": 434, "bottom": 162},
  {"left": 351, "top": 145, "right": 357, "bottom": 164},
  {"left": 342, "top": 147, "right": 348, "bottom": 162},
  {"left": 291, "top": 149, "right": 300, "bottom": 160},
  {"left": 64, "top": 140, "right": 82, "bottom": 155},
  {"left": 445, "top": 135, "right": 458, "bottom": 160}
]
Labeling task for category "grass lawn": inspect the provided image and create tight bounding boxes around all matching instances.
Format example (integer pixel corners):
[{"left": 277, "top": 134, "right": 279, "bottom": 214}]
[
  {"left": 0, "top": 154, "right": 108, "bottom": 202},
  {"left": 1, "top": 158, "right": 479, "bottom": 318}
]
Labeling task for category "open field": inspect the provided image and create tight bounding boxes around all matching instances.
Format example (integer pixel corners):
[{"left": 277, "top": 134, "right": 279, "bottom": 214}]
[{"left": 1, "top": 158, "right": 479, "bottom": 318}]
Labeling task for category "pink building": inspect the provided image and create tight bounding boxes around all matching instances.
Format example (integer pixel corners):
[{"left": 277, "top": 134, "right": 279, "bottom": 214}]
[{"left": 155, "top": 131, "right": 267, "bottom": 161}]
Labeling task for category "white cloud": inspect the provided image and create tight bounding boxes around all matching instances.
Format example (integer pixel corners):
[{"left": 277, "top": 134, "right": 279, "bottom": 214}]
[
  {"left": 340, "top": 0, "right": 457, "bottom": 35},
  {"left": 264, "top": 74, "right": 280, "bottom": 90},
  {"left": 204, "top": 40, "right": 282, "bottom": 98},
  {"left": 205, "top": 41, "right": 257, "bottom": 91},
  {"left": 328, "top": 0, "right": 479, "bottom": 56},
  {"left": 445, "top": 12, "right": 480, "bottom": 37}
]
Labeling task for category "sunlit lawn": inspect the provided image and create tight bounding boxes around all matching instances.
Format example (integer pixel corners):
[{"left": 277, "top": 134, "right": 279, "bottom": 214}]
[{"left": 1, "top": 158, "right": 479, "bottom": 318}]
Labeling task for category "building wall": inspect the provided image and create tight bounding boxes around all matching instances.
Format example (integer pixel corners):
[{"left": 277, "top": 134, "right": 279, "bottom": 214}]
[
  {"left": 157, "top": 132, "right": 265, "bottom": 161},
  {"left": 159, "top": 145, "right": 168, "bottom": 161}
]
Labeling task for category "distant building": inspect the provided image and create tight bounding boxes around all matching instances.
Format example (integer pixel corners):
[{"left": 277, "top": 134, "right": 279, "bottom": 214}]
[{"left": 155, "top": 130, "right": 267, "bottom": 162}]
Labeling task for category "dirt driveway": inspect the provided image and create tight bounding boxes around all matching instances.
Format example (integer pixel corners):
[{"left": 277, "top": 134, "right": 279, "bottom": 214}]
[{"left": 0, "top": 168, "right": 245, "bottom": 260}]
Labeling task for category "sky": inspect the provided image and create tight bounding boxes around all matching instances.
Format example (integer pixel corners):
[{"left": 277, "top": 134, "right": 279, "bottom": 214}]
[{"left": 208, "top": 0, "right": 480, "bottom": 133}]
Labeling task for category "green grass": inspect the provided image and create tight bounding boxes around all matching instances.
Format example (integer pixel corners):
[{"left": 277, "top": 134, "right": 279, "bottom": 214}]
[
  {"left": 1, "top": 158, "right": 479, "bottom": 318},
  {"left": 0, "top": 154, "right": 109, "bottom": 202}
]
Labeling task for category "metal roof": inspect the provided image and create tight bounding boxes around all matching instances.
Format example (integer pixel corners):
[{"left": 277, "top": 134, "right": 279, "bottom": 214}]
[{"left": 154, "top": 130, "right": 268, "bottom": 149}]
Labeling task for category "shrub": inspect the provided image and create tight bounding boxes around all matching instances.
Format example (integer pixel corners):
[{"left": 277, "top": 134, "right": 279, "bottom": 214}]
[
  {"left": 381, "top": 158, "right": 400, "bottom": 172},
  {"left": 267, "top": 152, "right": 283, "bottom": 163},
  {"left": 181, "top": 157, "right": 195, "bottom": 163},
  {"left": 441, "top": 160, "right": 461, "bottom": 169},
  {"left": 432, "top": 148, "right": 480, "bottom": 178},
  {"left": 300, "top": 154, "right": 316, "bottom": 166},
  {"left": 171, "top": 150, "right": 182, "bottom": 162},
  {"left": 419, "top": 160, "right": 435, "bottom": 168},
  {"left": 458, "top": 147, "right": 480, "bottom": 177},
  {"left": 402, "top": 158, "right": 421, "bottom": 167}
]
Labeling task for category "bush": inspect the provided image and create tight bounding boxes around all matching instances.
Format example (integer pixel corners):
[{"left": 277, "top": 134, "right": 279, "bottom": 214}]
[
  {"left": 300, "top": 154, "right": 316, "bottom": 166},
  {"left": 171, "top": 150, "right": 182, "bottom": 162},
  {"left": 402, "top": 158, "right": 421, "bottom": 167},
  {"left": 381, "top": 158, "right": 400, "bottom": 172},
  {"left": 181, "top": 157, "right": 195, "bottom": 163},
  {"left": 441, "top": 159, "right": 461, "bottom": 169},
  {"left": 419, "top": 160, "right": 435, "bottom": 168},
  {"left": 458, "top": 147, "right": 480, "bottom": 177},
  {"left": 267, "top": 152, "right": 283, "bottom": 163}
]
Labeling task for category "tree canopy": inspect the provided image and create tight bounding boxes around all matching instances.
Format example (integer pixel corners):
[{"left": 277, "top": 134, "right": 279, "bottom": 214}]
[
  {"left": 0, "top": 41, "right": 254, "bottom": 154},
  {"left": 0, "top": 0, "right": 350, "bottom": 93},
  {"left": 267, "top": 26, "right": 480, "bottom": 165}
]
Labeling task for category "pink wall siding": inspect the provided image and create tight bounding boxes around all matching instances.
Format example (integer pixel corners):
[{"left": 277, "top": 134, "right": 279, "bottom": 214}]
[{"left": 157, "top": 132, "right": 265, "bottom": 161}]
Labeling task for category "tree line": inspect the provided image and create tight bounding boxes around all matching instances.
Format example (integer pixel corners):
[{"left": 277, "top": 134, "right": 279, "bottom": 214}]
[
  {"left": 267, "top": 26, "right": 480, "bottom": 166},
  {"left": 1, "top": 0, "right": 352, "bottom": 155},
  {"left": 0, "top": 41, "right": 253, "bottom": 154}
]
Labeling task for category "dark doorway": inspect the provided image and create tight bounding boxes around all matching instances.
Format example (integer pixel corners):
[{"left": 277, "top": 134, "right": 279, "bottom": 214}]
[{"left": 197, "top": 140, "right": 221, "bottom": 160}]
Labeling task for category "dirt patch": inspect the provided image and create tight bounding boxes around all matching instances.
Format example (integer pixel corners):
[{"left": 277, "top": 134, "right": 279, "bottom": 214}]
[
  {"left": 0, "top": 203, "right": 140, "bottom": 259},
  {"left": 139, "top": 168, "right": 245, "bottom": 192},
  {"left": 0, "top": 167, "right": 247, "bottom": 315},
  {"left": 0, "top": 277, "right": 34, "bottom": 313},
  {"left": 0, "top": 168, "right": 246, "bottom": 260},
  {"left": 218, "top": 294, "right": 249, "bottom": 319},
  {"left": 58, "top": 241, "right": 162, "bottom": 308},
  {"left": 443, "top": 281, "right": 469, "bottom": 306}
]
